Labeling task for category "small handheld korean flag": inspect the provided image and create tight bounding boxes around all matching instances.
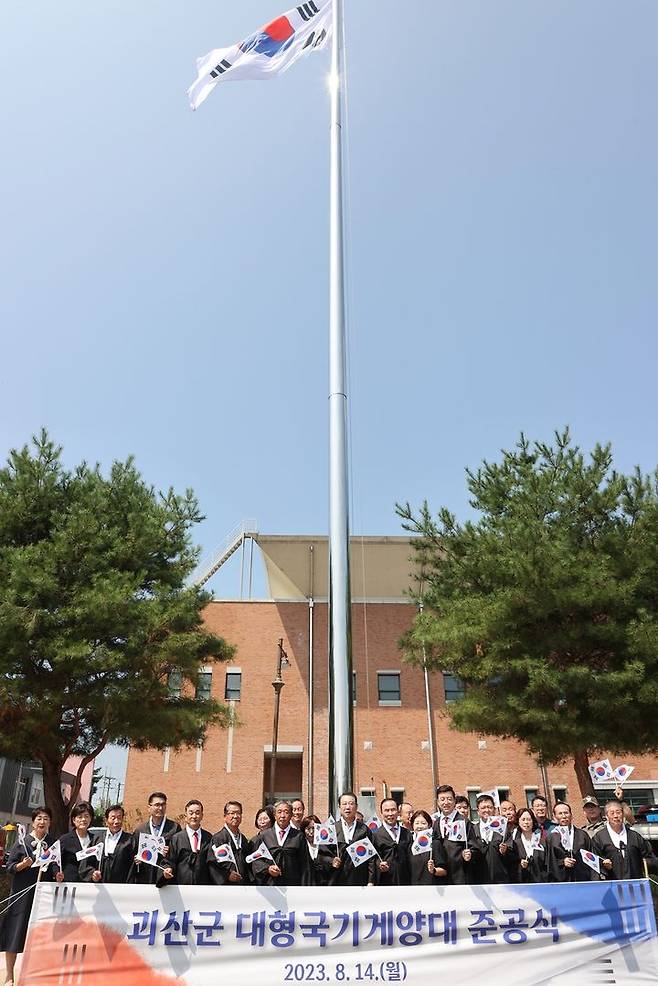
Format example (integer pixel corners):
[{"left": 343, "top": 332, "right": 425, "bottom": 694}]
[
  {"left": 530, "top": 830, "right": 543, "bottom": 852},
  {"left": 245, "top": 843, "right": 275, "bottom": 865},
  {"left": 447, "top": 819, "right": 467, "bottom": 843},
  {"left": 314, "top": 819, "right": 338, "bottom": 847},
  {"left": 588, "top": 758, "right": 614, "bottom": 783},
  {"left": 485, "top": 816, "right": 508, "bottom": 839},
  {"left": 32, "top": 840, "right": 61, "bottom": 870},
  {"left": 137, "top": 833, "right": 163, "bottom": 867},
  {"left": 365, "top": 815, "right": 382, "bottom": 833},
  {"left": 17, "top": 823, "right": 27, "bottom": 847},
  {"left": 346, "top": 838, "right": 377, "bottom": 868},
  {"left": 478, "top": 788, "right": 500, "bottom": 807},
  {"left": 212, "top": 842, "right": 237, "bottom": 867},
  {"left": 411, "top": 829, "right": 433, "bottom": 856},
  {"left": 614, "top": 764, "right": 635, "bottom": 783},
  {"left": 558, "top": 825, "right": 573, "bottom": 852},
  {"left": 76, "top": 843, "right": 103, "bottom": 864},
  {"left": 580, "top": 849, "right": 601, "bottom": 875}
]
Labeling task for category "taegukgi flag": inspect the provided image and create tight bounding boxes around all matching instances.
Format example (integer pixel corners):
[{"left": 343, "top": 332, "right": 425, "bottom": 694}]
[
  {"left": 137, "top": 833, "right": 163, "bottom": 867},
  {"left": 345, "top": 838, "right": 377, "bottom": 868},
  {"left": 614, "top": 763, "right": 635, "bottom": 783},
  {"left": 76, "top": 843, "right": 103, "bottom": 864},
  {"left": 314, "top": 819, "right": 338, "bottom": 847},
  {"left": 188, "top": 1, "right": 332, "bottom": 110},
  {"left": 447, "top": 819, "right": 467, "bottom": 843},
  {"left": 365, "top": 815, "right": 382, "bottom": 832},
  {"left": 245, "top": 843, "right": 274, "bottom": 865},
  {"left": 212, "top": 842, "right": 237, "bottom": 867},
  {"left": 483, "top": 815, "right": 508, "bottom": 840},
  {"left": 580, "top": 848, "right": 602, "bottom": 874},
  {"left": 588, "top": 758, "right": 615, "bottom": 783},
  {"left": 411, "top": 829, "right": 433, "bottom": 856},
  {"left": 32, "top": 840, "right": 61, "bottom": 870}
]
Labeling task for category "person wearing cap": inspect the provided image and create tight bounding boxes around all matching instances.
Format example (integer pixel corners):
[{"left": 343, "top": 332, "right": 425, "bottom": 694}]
[{"left": 582, "top": 796, "right": 606, "bottom": 836}]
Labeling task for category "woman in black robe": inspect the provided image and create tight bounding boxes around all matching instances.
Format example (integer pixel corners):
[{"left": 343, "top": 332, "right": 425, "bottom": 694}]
[
  {"left": 0, "top": 806, "right": 55, "bottom": 985},
  {"left": 512, "top": 808, "right": 548, "bottom": 883},
  {"left": 56, "top": 801, "right": 100, "bottom": 883},
  {"left": 300, "top": 815, "right": 334, "bottom": 887},
  {"left": 408, "top": 810, "right": 448, "bottom": 885}
]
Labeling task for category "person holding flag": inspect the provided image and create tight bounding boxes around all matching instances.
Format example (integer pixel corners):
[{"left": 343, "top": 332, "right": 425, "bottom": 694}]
[
  {"left": 512, "top": 808, "right": 548, "bottom": 884},
  {"left": 56, "top": 802, "right": 100, "bottom": 883},
  {"left": 250, "top": 800, "right": 307, "bottom": 885},
  {"left": 81, "top": 804, "right": 133, "bottom": 884},
  {"left": 208, "top": 801, "right": 254, "bottom": 886},
  {"left": 592, "top": 801, "right": 658, "bottom": 880},
  {"left": 301, "top": 815, "right": 335, "bottom": 886},
  {"left": 433, "top": 785, "right": 479, "bottom": 885},
  {"left": 407, "top": 810, "right": 447, "bottom": 886},
  {"left": 472, "top": 794, "right": 517, "bottom": 884},
  {"left": 130, "top": 791, "right": 180, "bottom": 885},
  {"left": 330, "top": 792, "right": 372, "bottom": 888},
  {"left": 548, "top": 802, "right": 594, "bottom": 882},
  {"left": 0, "top": 806, "right": 54, "bottom": 986},
  {"left": 371, "top": 798, "right": 412, "bottom": 886},
  {"left": 160, "top": 800, "right": 212, "bottom": 886}
]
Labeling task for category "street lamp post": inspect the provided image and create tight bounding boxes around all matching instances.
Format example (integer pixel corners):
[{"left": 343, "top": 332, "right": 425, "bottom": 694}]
[{"left": 269, "top": 639, "right": 289, "bottom": 802}]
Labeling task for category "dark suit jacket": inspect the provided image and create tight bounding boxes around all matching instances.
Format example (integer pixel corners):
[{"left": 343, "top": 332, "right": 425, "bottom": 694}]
[
  {"left": 59, "top": 831, "right": 101, "bottom": 883},
  {"left": 512, "top": 831, "right": 548, "bottom": 884},
  {"left": 301, "top": 842, "right": 335, "bottom": 887},
  {"left": 80, "top": 831, "right": 134, "bottom": 884},
  {"left": 432, "top": 816, "right": 480, "bottom": 885},
  {"left": 130, "top": 818, "right": 181, "bottom": 885},
  {"left": 472, "top": 822, "right": 517, "bottom": 884},
  {"left": 592, "top": 826, "right": 658, "bottom": 880},
  {"left": 330, "top": 819, "right": 372, "bottom": 887},
  {"left": 371, "top": 825, "right": 412, "bottom": 886},
  {"left": 548, "top": 826, "right": 594, "bottom": 882},
  {"left": 207, "top": 828, "right": 254, "bottom": 885},
  {"left": 251, "top": 826, "right": 307, "bottom": 886},
  {"left": 161, "top": 828, "right": 212, "bottom": 885}
]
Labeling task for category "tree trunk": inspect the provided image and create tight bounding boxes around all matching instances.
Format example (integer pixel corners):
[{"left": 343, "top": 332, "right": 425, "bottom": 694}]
[
  {"left": 41, "top": 757, "right": 69, "bottom": 837},
  {"left": 573, "top": 748, "right": 595, "bottom": 797}
]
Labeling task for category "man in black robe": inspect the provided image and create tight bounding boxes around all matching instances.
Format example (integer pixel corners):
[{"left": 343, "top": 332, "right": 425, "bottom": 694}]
[
  {"left": 82, "top": 804, "right": 133, "bottom": 884},
  {"left": 472, "top": 794, "right": 517, "bottom": 884},
  {"left": 548, "top": 801, "right": 594, "bottom": 882},
  {"left": 251, "top": 800, "right": 307, "bottom": 885},
  {"left": 208, "top": 800, "right": 254, "bottom": 885},
  {"left": 592, "top": 800, "right": 658, "bottom": 880},
  {"left": 371, "top": 798, "right": 411, "bottom": 886},
  {"left": 330, "top": 792, "right": 372, "bottom": 887},
  {"left": 161, "top": 799, "right": 212, "bottom": 885},
  {"left": 432, "top": 784, "right": 479, "bottom": 885},
  {"left": 130, "top": 790, "right": 180, "bottom": 885}
]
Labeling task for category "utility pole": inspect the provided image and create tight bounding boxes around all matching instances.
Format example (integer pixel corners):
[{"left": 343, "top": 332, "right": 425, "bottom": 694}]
[
  {"left": 10, "top": 761, "right": 24, "bottom": 820},
  {"left": 269, "top": 639, "right": 289, "bottom": 802}
]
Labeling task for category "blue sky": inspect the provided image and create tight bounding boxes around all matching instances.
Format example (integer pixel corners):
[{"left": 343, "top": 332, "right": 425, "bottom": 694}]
[{"left": 2, "top": 2, "right": 657, "bottom": 781}]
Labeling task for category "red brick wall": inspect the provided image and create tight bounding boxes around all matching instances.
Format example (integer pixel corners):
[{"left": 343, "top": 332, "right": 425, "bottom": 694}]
[{"left": 122, "top": 600, "right": 658, "bottom": 833}]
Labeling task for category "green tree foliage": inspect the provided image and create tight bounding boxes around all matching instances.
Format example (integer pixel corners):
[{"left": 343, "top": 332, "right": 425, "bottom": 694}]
[
  {"left": 0, "top": 431, "right": 235, "bottom": 833},
  {"left": 397, "top": 430, "right": 658, "bottom": 796}
]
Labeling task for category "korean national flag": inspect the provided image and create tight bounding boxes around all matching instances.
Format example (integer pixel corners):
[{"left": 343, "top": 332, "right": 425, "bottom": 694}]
[
  {"left": 411, "top": 829, "right": 433, "bottom": 856},
  {"left": 346, "top": 838, "right": 377, "bottom": 868},
  {"left": 365, "top": 815, "right": 382, "bottom": 833},
  {"left": 212, "top": 842, "right": 237, "bottom": 866},
  {"left": 580, "top": 848, "right": 601, "bottom": 874},
  {"left": 137, "top": 833, "right": 162, "bottom": 867},
  {"left": 32, "top": 840, "right": 61, "bottom": 870},
  {"left": 76, "top": 843, "right": 103, "bottom": 864},
  {"left": 614, "top": 764, "right": 635, "bottom": 783},
  {"left": 314, "top": 820, "right": 337, "bottom": 847},
  {"left": 245, "top": 843, "right": 275, "bottom": 865},
  {"left": 588, "top": 758, "right": 614, "bottom": 783},
  {"left": 447, "top": 819, "right": 467, "bottom": 843},
  {"left": 484, "top": 816, "right": 508, "bottom": 840}
]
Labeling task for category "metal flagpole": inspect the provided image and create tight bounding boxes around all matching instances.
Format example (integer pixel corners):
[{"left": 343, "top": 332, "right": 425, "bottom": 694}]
[{"left": 328, "top": 0, "right": 354, "bottom": 811}]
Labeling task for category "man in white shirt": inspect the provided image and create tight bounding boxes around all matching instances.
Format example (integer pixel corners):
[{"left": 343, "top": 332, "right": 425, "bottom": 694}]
[
  {"left": 291, "top": 799, "right": 306, "bottom": 829},
  {"left": 548, "top": 801, "right": 593, "bottom": 882},
  {"left": 130, "top": 791, "right": 180, "bottom": 885},
  {"left": 371, "top": 798, "right": 411, "bottom": 885},
  {"left": 84, "top": 804, "right": 133, "bottom": 884},
  {"left": 251, "top": 801, "right": 306, "bottom": 885},
  {"left": 162, "top": 800, "right": 212, "bottom": 885},
  {"left": 592, "top": 800, "right": 658, "bottom": 880},
  {"left": 208, "top": 800, "right": 254, "bottom": 885},
  {"left": 331, "top": 791, "right": 371, "bottom": 887}
]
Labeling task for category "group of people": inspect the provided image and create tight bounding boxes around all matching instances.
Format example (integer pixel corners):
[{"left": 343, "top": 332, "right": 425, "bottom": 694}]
[{"left": 1, "top": 785, "right": 656, "bottom": 985}]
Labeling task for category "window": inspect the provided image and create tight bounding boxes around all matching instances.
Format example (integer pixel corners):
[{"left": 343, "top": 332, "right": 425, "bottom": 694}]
[
  {"left": 497, "top": 787, "right": 510, "bottom": 805},
  {"left": 168, "top": 670, "right": 182, "bottom": 699},
  {"left": 377, "top": 672, "right": 401, "bottom": 706},
  {"left": 225, "top": 671, "right": 242, "bottom": 702},
  {"left": 525, "top": 787, "right": 539, "bottom": 808},
  {"left": 443, "top": 673, "right": 465, "bottom": 703},
  {"left": 390, "top": 788, "right": 405, "bottom": 807},
  {"left": 15, "top": 776, "right": 29, "bottom": 805},
  {"left": 593, "top": 787, "right": 654, "bottom": 814},
  {"left": 28, "top": 778, "right": 44, "bottom": 808},
  {"left": 552, "top": 786, "right": 567, "bottom": 808},
  {"left": 196, "top": 670, "right": 212, "bottom": 701},
  {"left": 352, "top": 670, "right": 357, "bottom": 706}
]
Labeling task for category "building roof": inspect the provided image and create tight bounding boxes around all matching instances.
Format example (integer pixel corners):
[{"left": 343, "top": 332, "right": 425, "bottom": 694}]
[{"left": 255, "top": 534, "right": 420, "bottom": 601}]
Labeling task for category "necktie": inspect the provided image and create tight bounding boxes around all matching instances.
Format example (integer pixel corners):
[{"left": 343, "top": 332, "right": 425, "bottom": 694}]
[
  {"left": 279, "top": 828, "right": 286, "bottom": 840},
  {"left": 193, "top": 831, "right": 199, "bottom": 851},
  {"left": 619, "top": 840, "right": 626, "bottom": 856}
]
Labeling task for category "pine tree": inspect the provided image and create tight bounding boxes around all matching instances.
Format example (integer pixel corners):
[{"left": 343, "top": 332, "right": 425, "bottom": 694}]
[
  {"left": 397, "top": 429, "right": 658, "bottom": 796},
  {"left": 0, "top": 431, "right": 235, "bottom": 834}
]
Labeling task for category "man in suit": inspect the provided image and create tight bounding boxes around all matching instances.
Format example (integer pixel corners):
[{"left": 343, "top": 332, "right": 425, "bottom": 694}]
[
  {"left": 371, "top": 798, "right": 411, "bottom": 886},
  {"left": 433, "top": 785, "right": 479, "bottom": 885},
  {"left": 592, "top": 800, "right": 658, "bottom": 880},
  {"left": 130, "top": 791, "right": 181, "bottom": 885},
  {"left": 208, "top": 800, "right": 253, "bottom": 885},
  {"left": 83, "top": 804, "right": 133, "bottom": 884},
  {"left": 251, "top": 800, "right": 307, "bottom": 885},
  {"left": 548, "top": 801, "right": 594, "bottom": 882},
  {"left": 161, "top": 800, "right": 212, "bottom": 885},
  {"left": 472, "top": 794, "right": 516, "bottom": 884},
  {"left": 399, "top": 803, "right": 414, "bottom": 832},
  {"left": 330, "top": 792, "right": 371, "bottom": 887},
  {"left": 291, "top": 799, "right": 306, "bottom": 830},
  {"left": 532, "top": 795, "right": 556, "bottom": 835}
]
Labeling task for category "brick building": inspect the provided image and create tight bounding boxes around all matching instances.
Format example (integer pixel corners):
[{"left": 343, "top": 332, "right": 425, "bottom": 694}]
[{"left": 123, "top": 534, "right": 658, "bottom": 832}]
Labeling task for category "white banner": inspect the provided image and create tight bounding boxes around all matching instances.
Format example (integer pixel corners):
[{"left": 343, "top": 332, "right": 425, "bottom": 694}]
[{"left": 22, "top": 880, "right": 658, "bottom": 985}]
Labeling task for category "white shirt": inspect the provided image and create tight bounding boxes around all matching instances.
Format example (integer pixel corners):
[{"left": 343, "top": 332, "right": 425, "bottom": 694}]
[
  {"left": 440, "top": 810, "right": 458, "bottom": 837},
  {"left": 606, "top": 823, "right": 627, "bottom": 850},
  {"left": 383, "top": 823, "right": 400, "bottom": 844},
  {"left": 307, "top": 843, "right": 319, "bottom": 860},
  {"left": 341, "top": 819, "right": 357, "bottom": 843},
  {"left": 78, "top": 834, "right": 90, "bottom": 850},
  {"left": 149, "top": 817, "right": 167, "bottom": 839},
  {"left": 186, "top": 826, "right": 202, "bottom": 851},
  {"left": 224, "top": 825, "right": 242, "bottom": 850},
  {"left": 479, "top": 823, "right": 493, "bottom": 844},
  {"left": 105, "top": 830, "right": 122, "bottom": 856},
  {"left": 276, "top": 824, "right": 291, "bottom": 847},
  {"left": 521, "top": 835, "right": 535, "bottom": 858}
]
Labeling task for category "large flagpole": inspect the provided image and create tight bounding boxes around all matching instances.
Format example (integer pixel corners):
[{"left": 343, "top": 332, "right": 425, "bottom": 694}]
[{"left": 328, "top": 0, "right": 354, "bottom": 811}]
